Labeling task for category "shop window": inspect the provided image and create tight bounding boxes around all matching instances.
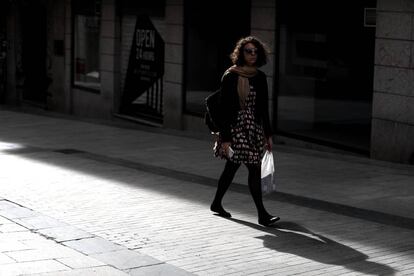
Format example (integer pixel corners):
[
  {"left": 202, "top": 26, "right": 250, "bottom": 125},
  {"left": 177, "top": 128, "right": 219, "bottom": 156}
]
[
  {"left": 276, "top": 0, "right": 376, "bottom": 153},
  {"left": 184, "top": 0, "right": 250, "bottom": 115},
  {"left": 73, "top": 0, "right": 101, "bottom": 91}
]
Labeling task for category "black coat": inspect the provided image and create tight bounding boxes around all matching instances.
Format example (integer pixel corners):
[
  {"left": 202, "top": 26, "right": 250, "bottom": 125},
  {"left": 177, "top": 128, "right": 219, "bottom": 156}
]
[{"left": 219, "top": 70, "right": 272, "bottom": 142}]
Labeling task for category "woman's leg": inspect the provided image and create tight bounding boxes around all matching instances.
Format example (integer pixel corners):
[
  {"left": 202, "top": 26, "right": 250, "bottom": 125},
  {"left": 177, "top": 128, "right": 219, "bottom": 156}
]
[
  {"left": 246, "top": 163, "right": 268, "bottom": 215},
  {"left": 246, "top": 163, "right": 279, "bottom": 226},
  {"left": 211, "top": 160, "right": 240, "bottom": 217}
]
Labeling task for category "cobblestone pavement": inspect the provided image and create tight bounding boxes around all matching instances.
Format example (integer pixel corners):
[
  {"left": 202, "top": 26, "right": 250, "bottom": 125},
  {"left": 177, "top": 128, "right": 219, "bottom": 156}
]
[{"left": 0, "top": 109, "right": 414, "bottom": 275}]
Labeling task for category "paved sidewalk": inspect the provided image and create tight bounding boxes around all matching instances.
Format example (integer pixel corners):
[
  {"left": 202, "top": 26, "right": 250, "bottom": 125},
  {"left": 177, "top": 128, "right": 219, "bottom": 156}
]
[
  {"left": 1, "top": 108, "right": 414, "bottom": 275},
  {"left": 0, "top": 108, "right": 413, "bottom": 225},
  {"left": 0, "top": 199, "right": 192, "bottom": 275}
]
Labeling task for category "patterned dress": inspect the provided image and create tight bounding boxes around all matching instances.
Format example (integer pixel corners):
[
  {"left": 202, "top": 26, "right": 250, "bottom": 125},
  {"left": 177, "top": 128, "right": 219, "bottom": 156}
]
[{"left": 214, "top": 84, "right": 265, "bottom": 164}]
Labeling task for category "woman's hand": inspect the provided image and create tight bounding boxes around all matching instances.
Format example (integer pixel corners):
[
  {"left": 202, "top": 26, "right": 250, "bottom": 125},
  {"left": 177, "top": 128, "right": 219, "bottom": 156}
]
[
  {"left": 265, "top": 137, "right": 273, "bottom": 151},
  {"left": 221, "top": 142, "right": 232, "bottom": 157}
]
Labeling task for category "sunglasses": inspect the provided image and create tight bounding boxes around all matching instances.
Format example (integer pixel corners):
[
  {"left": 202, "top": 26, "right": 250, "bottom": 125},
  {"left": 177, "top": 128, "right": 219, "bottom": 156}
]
[{"left": 244, "top": 48, "right": 258, "bottom": 55}]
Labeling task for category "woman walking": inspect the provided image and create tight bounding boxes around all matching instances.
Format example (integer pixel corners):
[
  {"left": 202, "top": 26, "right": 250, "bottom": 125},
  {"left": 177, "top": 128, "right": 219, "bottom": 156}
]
[{"left": 210, "top": 36, "right": 280, "bottom": 227}]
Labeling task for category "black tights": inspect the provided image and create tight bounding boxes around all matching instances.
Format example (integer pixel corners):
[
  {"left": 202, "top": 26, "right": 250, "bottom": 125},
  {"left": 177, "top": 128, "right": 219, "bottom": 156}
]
[{"left": 212, "top": 160, "right": 269, "bottom": 217}]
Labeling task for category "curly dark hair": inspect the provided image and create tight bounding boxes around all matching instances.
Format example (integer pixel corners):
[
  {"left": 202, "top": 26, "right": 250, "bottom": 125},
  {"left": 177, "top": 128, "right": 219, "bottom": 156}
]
[{"left": 230, "top": 36, "right": 269, "bottom": 67}]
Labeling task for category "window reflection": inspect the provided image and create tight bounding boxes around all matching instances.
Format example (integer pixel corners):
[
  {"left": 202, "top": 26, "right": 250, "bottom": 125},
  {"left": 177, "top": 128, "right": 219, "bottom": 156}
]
[{"left": 73, "top": 0, "right": 101, "bottom": 91}]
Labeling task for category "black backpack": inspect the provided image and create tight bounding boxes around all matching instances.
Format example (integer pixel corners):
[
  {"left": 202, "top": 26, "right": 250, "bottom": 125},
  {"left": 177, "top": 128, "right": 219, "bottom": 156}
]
[{"left": 204, "top": 88, "right": 222, "bottom": 133}]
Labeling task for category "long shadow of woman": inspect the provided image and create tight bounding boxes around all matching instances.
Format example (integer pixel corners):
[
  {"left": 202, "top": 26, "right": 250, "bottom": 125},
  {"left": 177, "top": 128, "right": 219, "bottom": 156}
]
[{"left": 227, "top": 218, "right": 396, "bottom": 275}]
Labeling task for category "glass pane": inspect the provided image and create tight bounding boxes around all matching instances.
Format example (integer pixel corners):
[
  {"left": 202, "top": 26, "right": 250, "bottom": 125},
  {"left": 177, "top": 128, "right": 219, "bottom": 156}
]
[
  {"left": 277, "top": 0, "right": 376, "bottom": 151},
  {"left": 184, "top": 0, "right": 250, "bottom": 115},
  {"left": 73, "top": 0, "right": 101, "bottom": 90}
]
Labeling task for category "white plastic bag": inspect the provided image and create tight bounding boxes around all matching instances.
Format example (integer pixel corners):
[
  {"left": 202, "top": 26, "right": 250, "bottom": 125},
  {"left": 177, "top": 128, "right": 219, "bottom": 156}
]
[{"left": 261, "top": 150, "right": 276, "bottom": 195}]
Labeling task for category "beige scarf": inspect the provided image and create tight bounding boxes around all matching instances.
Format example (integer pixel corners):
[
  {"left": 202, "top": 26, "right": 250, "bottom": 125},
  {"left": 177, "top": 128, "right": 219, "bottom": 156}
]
[{"left": 224, "top": 65, "right": 258, "bottom": 108}]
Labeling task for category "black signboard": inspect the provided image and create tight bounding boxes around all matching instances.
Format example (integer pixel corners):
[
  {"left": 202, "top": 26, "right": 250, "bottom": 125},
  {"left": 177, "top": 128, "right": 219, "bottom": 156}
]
[{"left": 121, "top": 15, "right": 164, "bottom": 122}]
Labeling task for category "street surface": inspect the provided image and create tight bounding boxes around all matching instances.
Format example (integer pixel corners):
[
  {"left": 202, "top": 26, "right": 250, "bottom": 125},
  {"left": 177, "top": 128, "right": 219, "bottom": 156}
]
[{"left": 0, "top": 109, "right": 413, "bottom": 275}]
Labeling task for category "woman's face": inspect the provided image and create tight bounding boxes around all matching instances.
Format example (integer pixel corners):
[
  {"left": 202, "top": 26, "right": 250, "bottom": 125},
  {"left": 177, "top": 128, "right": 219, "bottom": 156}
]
[{"left": 243, "top": 42, "right": 258, "bottom": 66}]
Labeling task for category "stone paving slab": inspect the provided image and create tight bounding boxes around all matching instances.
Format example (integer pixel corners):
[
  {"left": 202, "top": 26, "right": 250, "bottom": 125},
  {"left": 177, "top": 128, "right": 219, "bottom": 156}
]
[
  {"left": 90, "top": 249, "right": 163, "bottom": 270},
  {"left": 36, "top": 225, "right": 94, "bottom": 243},
  {"left": 0, "top": 222, "right": 28, "bottom": 233},
  {"left": 0, "top": 260, "right": 69, "bottom": 275},
  {"left": 0, "top": 253, "right": 15, "bottom": 265},
  {"left": 15, "top": 215, "right": 68, "bottom": 230},
  {"left": 62, "top": 237, "right": 126, "bottom": 255},
  {"left": 128, "top": 263, "right": 195, "bottom": 276},
  {"left": 0, "top": 207, "right": 37, "bottom": 219},
  {"left": 55, "top": 255, "right": 106, "bottom": 270},
  {"left": 27, "top": 266, "right": 130, "bottom": 276},
  {"left": 5, "top": 246, "right": 80, "bottom": 263}
]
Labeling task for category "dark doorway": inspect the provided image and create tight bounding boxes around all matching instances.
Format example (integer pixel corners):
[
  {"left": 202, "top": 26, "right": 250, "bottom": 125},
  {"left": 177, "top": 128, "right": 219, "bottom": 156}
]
[
  {"left": 184, "top": 0, "right": 251, "bottom": 115},
  {"left": 0, "top": 2, "right": 7, "bottom": 103},
  {"left": 20, "top": 1, "right": 48, "bottom": 105},
  {"left": 276, "top": 0, "right": 376, "bottom": 153}
]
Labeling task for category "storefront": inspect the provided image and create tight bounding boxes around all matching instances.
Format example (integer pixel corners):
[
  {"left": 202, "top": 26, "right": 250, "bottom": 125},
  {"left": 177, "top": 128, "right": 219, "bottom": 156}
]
[{"left": 2, "top": 0, "right": 413, "bottom": 164}]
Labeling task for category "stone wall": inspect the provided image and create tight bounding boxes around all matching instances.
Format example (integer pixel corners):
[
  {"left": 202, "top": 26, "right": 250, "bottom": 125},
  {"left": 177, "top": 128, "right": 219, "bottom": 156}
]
[
  {"left": 372, "top": 0, "right": 414, "bottom": 163},
  {"left": 163, "top": 0, "right": 184, "bottom": 130},
  {"left": 251, "top": 0, "right": 276, "bottom": 129}
]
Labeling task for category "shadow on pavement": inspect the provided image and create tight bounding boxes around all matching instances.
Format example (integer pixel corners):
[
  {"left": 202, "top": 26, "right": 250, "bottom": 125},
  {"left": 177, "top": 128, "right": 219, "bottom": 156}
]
[{"left": 227, "top": 218, "right": 396, "bottom": 276}]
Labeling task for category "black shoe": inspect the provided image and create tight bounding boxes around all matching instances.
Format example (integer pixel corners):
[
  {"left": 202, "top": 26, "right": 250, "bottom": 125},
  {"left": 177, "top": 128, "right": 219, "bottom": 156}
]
[
  {"left": 210, "top": 203, "right": 231, "bottom": 218},
  {"left": 258, "top": 215, "right": 280, "bottom": 227}
]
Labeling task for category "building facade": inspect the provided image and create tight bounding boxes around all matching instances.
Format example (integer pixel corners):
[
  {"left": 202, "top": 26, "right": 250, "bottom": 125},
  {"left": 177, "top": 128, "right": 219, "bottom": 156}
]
[{"left": 1, "top": 0, "right": 413, "bottom": 164}]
